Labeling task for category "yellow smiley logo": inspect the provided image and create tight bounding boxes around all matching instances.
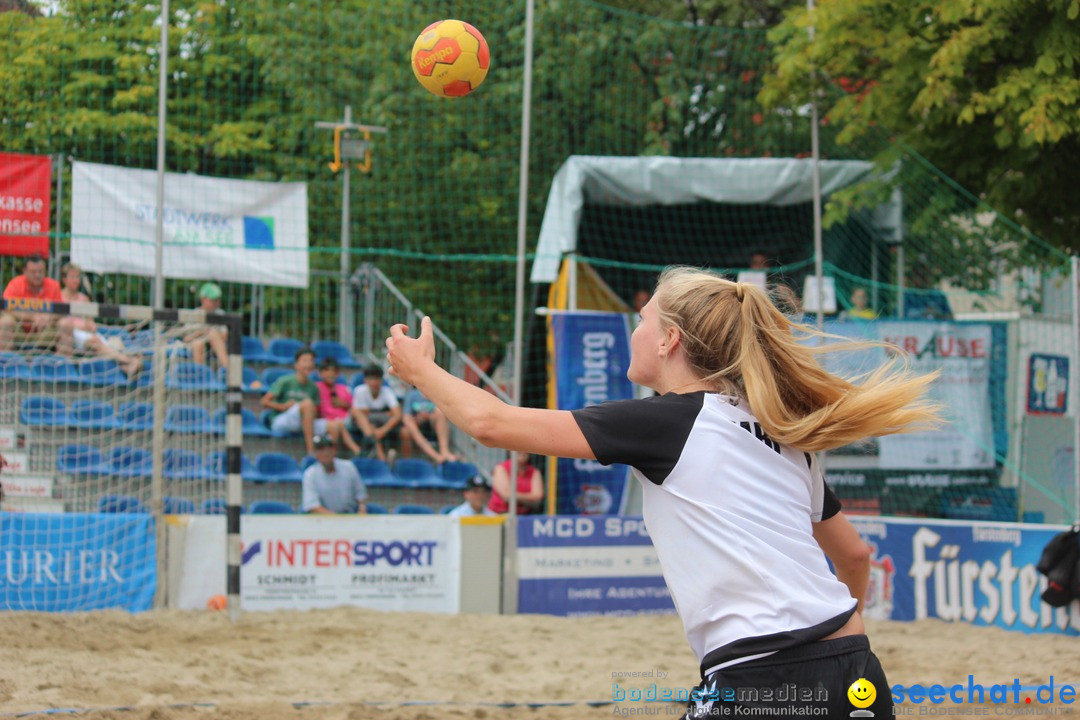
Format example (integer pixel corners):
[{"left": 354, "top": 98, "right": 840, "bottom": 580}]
[{"left": 848, "top": 678, "right": 876, "bottom": 709}]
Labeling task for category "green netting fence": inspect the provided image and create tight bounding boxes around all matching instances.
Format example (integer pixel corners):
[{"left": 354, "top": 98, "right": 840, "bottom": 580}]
[{"left": 0, "top": 0, "right": 1075, "bottom": 524}]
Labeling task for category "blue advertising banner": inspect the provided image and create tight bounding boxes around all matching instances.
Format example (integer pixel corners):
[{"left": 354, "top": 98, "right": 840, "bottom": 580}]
[
  {"left": 517, "top": 515, "right": 674, "bottom": 617},
  {"left": 549, "top": 311, "right": 634, "bottom": 514},
  {"left": 0, "top": 513, "right": 156, "bottom": 612},
  {"left": 852, "top": 516, "right": 1080, "bottom": 635}
]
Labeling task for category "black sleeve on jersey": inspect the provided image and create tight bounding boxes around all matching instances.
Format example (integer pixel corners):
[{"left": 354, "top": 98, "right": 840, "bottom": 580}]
[
  {"left": 571, "top": 393, "right": 704, "bottom": 485},
  {"left": 821, "top": 480, "right": 841, "bottom": 520}
]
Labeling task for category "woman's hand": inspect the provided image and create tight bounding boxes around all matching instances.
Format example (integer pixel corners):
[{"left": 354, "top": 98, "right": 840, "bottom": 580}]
[{"left": 386, "top": 316, "right": 436, "bottom": 385}]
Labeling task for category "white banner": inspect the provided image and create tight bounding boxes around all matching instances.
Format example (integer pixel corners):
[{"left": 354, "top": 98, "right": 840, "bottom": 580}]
[
  {"left": 71, "top": 161, "right": 309, "bottom": 288},
  {"left": 876, "top": 322, "right": 995, "bottom": 469}
]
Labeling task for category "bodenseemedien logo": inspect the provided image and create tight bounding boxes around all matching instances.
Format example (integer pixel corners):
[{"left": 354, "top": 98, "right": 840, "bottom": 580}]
[
  {"left": 848, "top": 678, "right": 876, "bottom": 717},
  {"left": 243, "top": 215, "right": 274, "bottom": 249}
]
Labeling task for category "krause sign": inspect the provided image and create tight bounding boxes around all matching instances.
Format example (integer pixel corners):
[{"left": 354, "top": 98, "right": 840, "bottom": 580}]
[
  {"left": 71, "top": 161, "right": 309, "bottom": 288},
  {"left": 0, "top": 152, "right": 51, "bottom": 256},
  {"left": 517, "top": 515, "right": 674, "bottom": 616},
  {"left": 238, "top": 515, "right": 461, "bottom": 612},
  {"left": 853, "top": 516, "right": 1080, "bottom": 635}
]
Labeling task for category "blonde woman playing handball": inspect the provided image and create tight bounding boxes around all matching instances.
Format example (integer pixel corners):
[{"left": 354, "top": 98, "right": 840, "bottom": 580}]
[{"left": 385, "top": 267, "right": 939, "bottom": 718}]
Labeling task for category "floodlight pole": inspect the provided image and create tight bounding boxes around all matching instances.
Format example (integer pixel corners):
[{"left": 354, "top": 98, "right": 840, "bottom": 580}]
[
  {"left": 1073, "top": 255, "right": 1079, "bottom": 526},
  {"left": 808, "top": 0, "right": 824, "bottom": 332},
  {"left": 315, "top": 108, "right": 387, "bottom": 351}
]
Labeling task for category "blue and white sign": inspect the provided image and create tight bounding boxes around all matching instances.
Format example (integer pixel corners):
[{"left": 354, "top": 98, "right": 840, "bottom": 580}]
[
  {"left": 852, "top": 516, "right": 1080, "bottom": 635},
  {"left": 550, "top": 311, "right": 634, "bottom": 514},
  {"left": 517, "top": 515, "right": 675, "bottom": 617},
  {"left": 0, "top": 513, "right": 156, "bottom": 612},
  {"left": 71, "top": 161, "right": 309, "bottom": 288}
]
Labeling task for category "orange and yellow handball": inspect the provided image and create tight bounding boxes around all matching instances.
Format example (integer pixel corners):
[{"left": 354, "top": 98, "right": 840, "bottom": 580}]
[{"left": 411, "top": 20, "right": 490, "bottom": 98}]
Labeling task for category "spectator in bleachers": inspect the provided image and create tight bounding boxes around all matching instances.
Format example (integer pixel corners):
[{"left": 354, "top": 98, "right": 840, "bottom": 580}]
[
  {"left": 840, "top": 287, "right": 877, "bottom": 321},
  {"left": 59, "top": 263, "right": 142, "bottom": 377},
  {"left": 401, "top": 385, "right": 457, "bottom": 464},
  {"left": 260, "top": 346, "right": 326, "bottom": 455},
  {"left": 350, "top": 364, "right": 402, "bottom": 463},
  {"left": 0, "top": 253, "right": 74, "bottom": 353},
  {"left": 316, "top": 357, "right": 362, "bottom": 455},
  {"left": 184, "top": 282, "right": 229, "bottom": 367},
  {"left": 488, "top": 451, "right": 544, "bottom": 515},
  {"left": 447, "top": 474, "right": 496, "bottom": 517},
  {"left": 301, "top": 434, "right": 367, "bottom": 514}
]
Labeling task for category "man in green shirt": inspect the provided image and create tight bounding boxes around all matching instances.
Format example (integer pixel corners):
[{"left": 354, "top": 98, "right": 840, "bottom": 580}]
[{"left": 260, "top": 346, "right": 326, "bottom": 455}]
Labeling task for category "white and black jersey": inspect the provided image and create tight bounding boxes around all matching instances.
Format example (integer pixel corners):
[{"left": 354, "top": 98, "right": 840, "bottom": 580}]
[{"left": 572, "top": 392, "right": 856, "bottom": 675}]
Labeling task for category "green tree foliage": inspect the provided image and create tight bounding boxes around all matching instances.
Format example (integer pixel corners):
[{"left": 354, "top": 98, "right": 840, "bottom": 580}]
[{"left": 763, "top": 0, "right": 1080, "bottom": 253}]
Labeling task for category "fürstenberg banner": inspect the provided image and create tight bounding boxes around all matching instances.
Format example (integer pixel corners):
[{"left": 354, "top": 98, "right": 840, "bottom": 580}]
[{"left": 71, "top": 161, "right": 309, "bottom": 288}]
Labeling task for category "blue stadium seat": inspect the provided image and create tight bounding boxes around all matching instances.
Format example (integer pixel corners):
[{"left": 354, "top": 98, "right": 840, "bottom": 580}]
[
  {"left": 98, "top": 494, "right": 149, "bottom": 514},
  {"left": 166, "top": 362, "right": 226, "bottom": 391},
  {"left": 249, "top": 500, "right": 294, "bottom": 514},
  {"left": 267, "top": 338, "right": 304, "bottom": 365},
  {"left": 67, "top": 399, "right": 120, "bottom": 431},
  {"left": 392, "top": 458, "right": 440, "bottom": 488},
  {"left": 164, "top": 448, "right": 211, "bottom": 480},
  {"left": 95, "top": 325, "right": 131, "bottom": 341},
  {"left": 365, "top": 502, "right": 389, "bottom": 515},
  {"left": 349, "top": 372, "right": 367, "bottom": 390},
  {"left": 163, "top": 496, "right": 196, "bottom": 514},
  {"left": 351, "top": 457, "right": 397, "bottom": 487},
  {"left": 20, "top": 396, "right": 67, "bottom": 427},
  {"left": 308, "top": 370, "right": 346, "bottom": 384},
  {"left": 241, "top": 335, "right": 278, "bottom": 364},
  {"left": 210, "top": 407, "right": 272, "bottom": 437},
  {"left": 29, "top": 355, "right": 80, "bottom": 384},
  {"left": 133, "top": 357, "right": 155, "bottom": 388},
  {"left": 107, "top": 446, "right": 153, "bottom": 478},
  {"left": 312, "top": 340, "right": 362, "bottom": 368},
  {"left": 200, "top": 498, "right": 228, "bottom": 515},
  {"left": 205, "top": 450, "right": 263, "bottom": 482},
  {"left": 260, "top": 367, "right": 293, "bottom": 388},
  {"left": 0, "top": 352, "right": 31, "bottom": 380},
  {"left": 254, "top": 452, "right": 303, "bottom": 483},
  {"left": 300, "top": 454, "right": 317, "bottom": 472},
  {"left": 395, "top": 503, "right": 435, "bottom": 515},
  {"left": 164, "top": 405, "right": 216, "bottom": 434},
  {"left": 57, "top": 444, "right": 111, "bottom": 475},
  {"left": 440, "top": 504, "right": 457, "bottom": 514},
  {"left": 79, "top": 358, "right": 127, "bottom": 387},
  {"left": 117, "top": 401, "right": 154, "bottom": 431},
  {"left": 438, "top": 461, "right": 480, "bottom": 489},
  {"left": 218, "top": 366, "right": 263, "bottom": 394}
]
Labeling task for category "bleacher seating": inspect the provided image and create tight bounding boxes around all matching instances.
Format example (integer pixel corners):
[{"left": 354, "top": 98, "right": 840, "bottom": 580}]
[
  {"left": 253, "top": 452, "right": 303, "bottom": 483},
  {"left": 395, "top": 503, "right": 435, "bottom": 514},
  {"left": 206, "top": 450, "right": 264, "bottom": 482},
  {"left": 117, "top": 402, "right": 154, "bottom": 431},
  {"left": 210, "top": 407, "right": 272, "bottom": 437},
  {"left": 312, "top": 340, "right": 362, "bottom": 368},
  {"left": 200, "top": 498, "right": 228, "bottom": 515},
  {"left": 267, "top": 338, "right": 304, "bottom": 365},
  {"left": 352, "top": 457, "right": 395, "bottom": 487},
  {"left": 107, "top": 447, "right": 153, "bottom": 478},
  {"left": 29, "top": 355, "right": 80, "bottom": 383},
  {"left": 300, "top": 455, "right": 317, "bottom": 472},
  {"left": 365, "top": 502, "right": 389, "bottom": 514},
  {"left": 79, "top": 358, "right": 127, "bottom": 387},
  {"left": 21, "top": 396, "right": 67, "bottom": 427},
  {"left": 163, "top": 448, "right": 211, "bottom": 480},
  {"left": 259, "top": 408, "right": 295, "bottom": 438},
  {"left": 438, "top": 461, "right": 479, "bottom": 489},
  {"left": 260, "top": 367, "right": 292, "bottom": 389},
  {"left": 98, "top": 494, "right": 149, "bottom": 513},
  {"left": 67, "top": 399, "right": 120, "bottom": 431},
  {"left": 166, "top": 362, "right": 225, "bottom": 391},
  {"left": 392, "top": 458, "right": 440, "bottom": 488},
  {"left": 241, "top": 335, "right": 278, "bottom": 364},
  {"left": 57, "top": 444, "right": 111, "bottom": 475},
  {"left": 440, "top": 505, "right": 457, "bottom": 514},
  {"left": 164, "top": 405, "right": 216, "bottom": 434},
  {"left": 249, "top": 500, "right": 294, "bottom": 514},
  {"left": 0, "top": 351, "right": 31, "bottom": 379},
  {"left": 163, "top": 497, "right": 196, "bottom": 514},
  {"left": 218, "top": 366, "right": 262, "bottom": 393}
]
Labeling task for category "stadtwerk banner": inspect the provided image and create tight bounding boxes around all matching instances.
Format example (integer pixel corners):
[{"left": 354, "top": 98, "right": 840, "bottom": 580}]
[
  {"left": 550, "top": 311, "right": 634, "bottom": 515},
  {"left": 70, "top": 161, "right": 309, "bottom": 288}
]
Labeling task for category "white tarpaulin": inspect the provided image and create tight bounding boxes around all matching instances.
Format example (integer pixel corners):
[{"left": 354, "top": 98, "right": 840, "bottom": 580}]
[
  {"left": 531, "top": 156, "right": 895, "bottom": 283},
  {"left": 71, "top": 161, "right": 309, "bottom": 288}
]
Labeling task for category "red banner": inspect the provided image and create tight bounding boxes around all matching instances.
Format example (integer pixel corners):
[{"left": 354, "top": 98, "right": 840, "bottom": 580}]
[{"left": 0, "top": 153, "right": 52, "bottom": 257}]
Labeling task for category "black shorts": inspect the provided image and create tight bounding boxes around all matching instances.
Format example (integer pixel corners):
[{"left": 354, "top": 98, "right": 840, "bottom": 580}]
[{"left": 684, "top": 635, "right": 892, "bottom": 718}]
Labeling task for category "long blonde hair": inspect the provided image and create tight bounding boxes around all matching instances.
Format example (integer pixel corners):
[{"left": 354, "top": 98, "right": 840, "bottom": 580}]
[{"left": 654, "top": 267, "right": 941, "bottom": 452}]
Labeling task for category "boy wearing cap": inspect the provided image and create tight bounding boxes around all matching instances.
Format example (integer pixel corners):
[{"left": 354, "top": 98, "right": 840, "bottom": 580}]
[
  {"left": 184, "top": 282, "right": 228, "bottom": 367},
  {"left": 447, "top": 476, "right": 496, "bottom": 517},
  {"left": 301, "top": 434, "right": 368, "bottom": 514}
]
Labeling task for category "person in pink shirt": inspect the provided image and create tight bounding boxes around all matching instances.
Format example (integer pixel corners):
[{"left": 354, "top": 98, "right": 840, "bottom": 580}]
[{"left": 316, "top": 357, "right": 362, "bottom": 455}]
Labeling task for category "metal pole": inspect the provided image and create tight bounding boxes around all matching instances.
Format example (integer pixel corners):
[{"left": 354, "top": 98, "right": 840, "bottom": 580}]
[
  {"left": 339, "top": 106, "right": 353, "bottom": 350},
  {"left": 504, "top": 0, "right": 536, "bottom": 616},
  {"left": 150, "top": 0, "right": 170, "bottom": 609},
  {"left": 53, "top": 154, "right": 63, "bottom": 276},
  {"left": 808, "top": 0, "right": 824, "bottom": 331},
  {"left": 1072, "top": 256, "right": 1079, "bottom": 525}
]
